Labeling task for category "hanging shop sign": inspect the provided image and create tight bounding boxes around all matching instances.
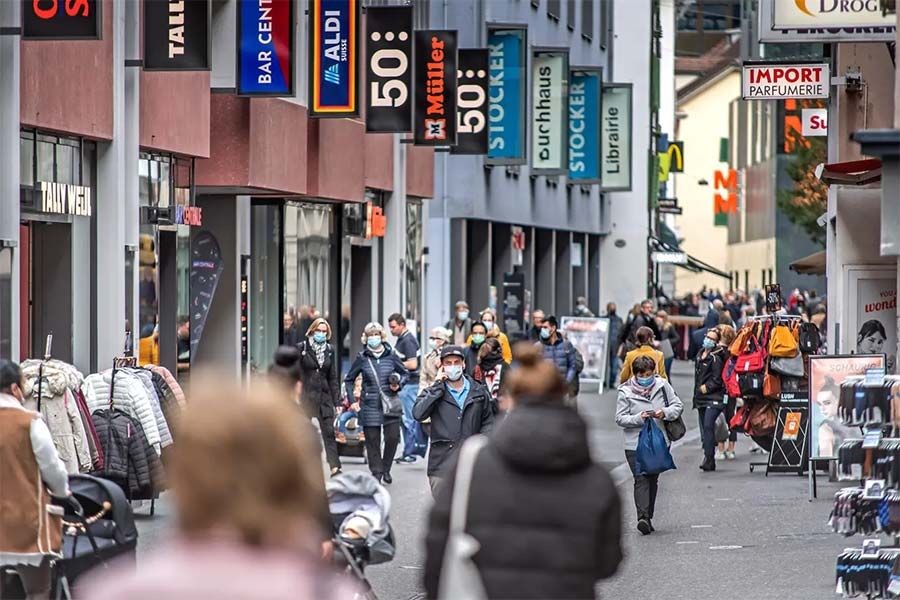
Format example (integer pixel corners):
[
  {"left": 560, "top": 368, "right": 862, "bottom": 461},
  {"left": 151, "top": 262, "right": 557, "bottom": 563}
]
[
  {"left": 801, "top": 108, "right": 828, "bottom": 137},
  {"left": 600, "top": 84, "right": 632, "bottom": 191},
  {"left": 309, "top": 0, "right": 359, "bottom": 116},
  {"left": 451, "top": 48, "right": 490, "bottom": 155},
  {"left": 758, "top": 0, "right": 896, "bottom": 42},
  {"left": 143, "top": 0, "right": 210, "bottom": 71},
  {"left": 742, "top": 62, "right": 830, "bottom": 100},
  {"left": 531, "top": 51, "right": 567, "bottom": 175},
  {"left": 568, "top": 68, "right": 601, "bottom": 182},
  {"left": 236, "top": 0, "right": 294, "bottom": 96},
  {"left": 713, "top": 168, "right": 738, "bottom": 221},
  {"left": 39, "top": 182, "right": 92, "bottom": 217},
  {"left": 364, "top": 5, "right": 412, "bottom": 133},
  {"left": 666, "top": 141, "right": 684, "bottom": 173},
  {"left": 189, "top": 231, "right": 225, "bottom": 359},
  {"left": 413, "top": 29, "right": 458, "bottom": 146},
  {"left": 23, "top": 0, "right": 101, "bottom": 39},
  {"left": 487, "top": 28, "right": 526, "bottom": 164},
  {"left": 174, "top": 205, "right": 203, "bottom": 227}
]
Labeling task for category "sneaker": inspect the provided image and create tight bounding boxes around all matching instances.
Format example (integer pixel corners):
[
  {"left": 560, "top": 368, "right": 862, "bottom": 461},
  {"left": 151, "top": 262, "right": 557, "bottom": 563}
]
[
  {"left": 395, "top": 456, "right": 417, "bottom": 464},
  {"left": 726, "top": 451, "right": 736, "bottom": 460},
  {"left": 700, "top": 458, "right": 716, "bottom": 472},
  {"left": 715, "top": 450, "right": 726, "bottom": 460},
  {"left": 637, "top": 519, "right": 652, "bottom": 535}
]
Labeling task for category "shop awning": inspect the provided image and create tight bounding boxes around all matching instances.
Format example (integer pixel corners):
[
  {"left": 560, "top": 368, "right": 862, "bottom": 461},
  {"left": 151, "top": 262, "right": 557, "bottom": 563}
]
[
  {"left": 815, "top": 158, "right": 882, "bottom": 185},
  {"left": 789, "top": 250, "right": 826, "bottom": 275},
  {"left": 649, "top": 235, "right": 731, "bottom": 280}
]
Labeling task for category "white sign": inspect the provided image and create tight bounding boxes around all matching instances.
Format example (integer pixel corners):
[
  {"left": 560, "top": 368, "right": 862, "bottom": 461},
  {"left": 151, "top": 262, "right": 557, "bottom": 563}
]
[
  {"left": 759, "top": 0, "right": 896, "bottom": 42},
  {"left": 652, "top": 251, "right": 688, "bottom": 265},
  {"left": 600, "top": 84, "right": 632, "bottom": 191},
  {"left": 741, "top": 63, "right": 830, "bottom": 100},
  {"left": 39, "top": 181, "right": 92, "bottom": 217},
  {"left": 531, "top": 52, "right": 567, "bottom": 174},
  {"left": 801, "top": 108, "right": 828, "bottom": 137}
]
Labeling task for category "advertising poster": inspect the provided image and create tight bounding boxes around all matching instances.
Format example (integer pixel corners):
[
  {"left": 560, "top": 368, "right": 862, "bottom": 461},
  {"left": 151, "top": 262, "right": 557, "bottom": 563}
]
[
  {"left": 23, "top": 0, "right": 100, "bottom": 39},
  {"left": 531, "top": 51, "right": 567, "bottom": 174},
  {"left": 568, "top": 69, "right": 601, "bottom": 182},
  {"left": 451, "top": 49, "right": 490, "bottom": 155},
  {"left": 600, "top": 84, "right": 632, "bottom": 191},
  {"left": 309, "top": 0, "right": 359, "bottom": 116},
  {"left": 560, "top": 317, "right": 609, "bottom": 386},
  {"left": 808, "top": 354, "right": 885, "bottom": 459},
  {"left": 487, "top": 29, "right": 525, "bottom": 163},
  {"left": 412, "top": 30, "right": 458, "bottom": 146},
  {"left": 144, "top": 0, "right": 210, "bottom": 71},
  {"left": 237, "top": 0, "right": 294, "bottom": 96},
  {"left": 189, "top": 231, "right": 225, "bottom": 359},
  {"left": 364, "top": 5, "right": 413, "bottom": 133},
  {"left": 851, "top": 274, "right": 897, "bottom": 373}
]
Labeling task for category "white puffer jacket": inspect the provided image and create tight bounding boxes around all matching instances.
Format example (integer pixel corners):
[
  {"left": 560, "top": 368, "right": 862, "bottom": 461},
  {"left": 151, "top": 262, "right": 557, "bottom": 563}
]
[
  {"left": 84, "top": 371, "right": 161, "bottom": 451},
  {"left": 132, "top": 369, "right": 173, "bottom": 448}
]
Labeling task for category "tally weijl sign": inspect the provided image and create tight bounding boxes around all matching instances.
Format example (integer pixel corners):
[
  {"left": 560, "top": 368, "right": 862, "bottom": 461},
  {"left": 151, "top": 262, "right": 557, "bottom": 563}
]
[
  {"left": 40, "top": 182, "right": 92, "bottom": 217},
  {"left": 144, "top": 0, "right": 211, "bottom": 71},
  {"left": 742, "top": 63, "right": 830, "bottom": 100}
]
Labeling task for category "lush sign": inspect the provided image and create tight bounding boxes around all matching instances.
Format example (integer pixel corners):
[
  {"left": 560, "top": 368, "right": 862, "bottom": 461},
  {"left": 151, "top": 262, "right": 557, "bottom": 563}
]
[
  {"left": 23, "top": 0, "right": 101, "bottom": 39},
  {"left": 309, "top": 0, "right": 359, "bottom": 116},
  {"left": 451, "top": 49, "right": 489, "bottom": 155},
  {"left": 413, "top": 30, "right": 457, "bottom": 146},
  {"left": 364, "top": 5, "right": 412, "bottom": 133},
  {"left": 237, "top": 0, "right": 294, "bottom": 96},
  {"left": 600, "top": 84, "right": 632, "bottom": 191},
  {"left": 568, "top": 69, "right": 601, "bottom": 182},
  {"left": 144, "top": 0, "right": 210, "bottom": 71},
  {"left": 531, "top": 51, "right": 567, "bottom": 175},
  {"left": 487, "top": 29, "right": 525, "bottom": 163}
]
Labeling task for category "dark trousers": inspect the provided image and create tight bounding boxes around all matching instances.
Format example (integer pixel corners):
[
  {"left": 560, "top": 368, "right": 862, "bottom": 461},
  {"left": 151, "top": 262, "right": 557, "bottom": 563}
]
[
  {"left": 364, "top": 420, "right": 401, "bottom": 479},
  {"left": 317, "top": 414, "right": 342, "bottom": 470},
  {"left": 697, "top": 406, "right": 723, "bottom": 460},
  {"left": 723, "top": 398, "right": 737, "bottom": 443},
  {"left": 625, "top": 450, "right": 659, "bottom": 521}
]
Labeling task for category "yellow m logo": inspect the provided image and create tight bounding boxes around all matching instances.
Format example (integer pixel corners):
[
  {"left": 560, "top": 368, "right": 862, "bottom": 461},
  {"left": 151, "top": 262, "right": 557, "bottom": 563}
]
[{"left": 666, "top": 142, "right": 684, "bottom": 173}]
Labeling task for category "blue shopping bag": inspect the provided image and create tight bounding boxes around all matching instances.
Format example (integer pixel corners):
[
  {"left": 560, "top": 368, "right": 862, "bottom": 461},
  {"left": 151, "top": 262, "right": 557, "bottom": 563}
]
[{"left": 634, "top": 419, "right": 677, "bottom": 476}]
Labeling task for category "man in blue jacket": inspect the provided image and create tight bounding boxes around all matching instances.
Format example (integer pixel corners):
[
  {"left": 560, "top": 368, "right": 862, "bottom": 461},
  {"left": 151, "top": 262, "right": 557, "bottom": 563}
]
[{"left": 537, "top": 316, "right": 577, "bottom": 390}]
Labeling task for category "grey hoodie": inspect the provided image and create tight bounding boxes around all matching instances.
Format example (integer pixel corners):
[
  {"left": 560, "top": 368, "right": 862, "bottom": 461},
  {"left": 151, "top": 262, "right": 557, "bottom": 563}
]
[{"left": 615, "top": 377, "right": 685, "bottom": 451}]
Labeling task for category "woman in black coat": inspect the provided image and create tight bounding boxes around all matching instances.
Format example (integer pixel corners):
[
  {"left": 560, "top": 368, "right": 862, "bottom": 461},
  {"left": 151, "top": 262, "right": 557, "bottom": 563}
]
[
  {"left": 296, "top": 317, "right": 343, "bottom": 476},
  {"left": 693, "top": 327, "right": 726, "bottom": 472},
  {"left": 343, "top": 322, "right": 408, "bottom": 484},
  {"left": 424, "top": 344, "right": 622, "bottom": 600}
]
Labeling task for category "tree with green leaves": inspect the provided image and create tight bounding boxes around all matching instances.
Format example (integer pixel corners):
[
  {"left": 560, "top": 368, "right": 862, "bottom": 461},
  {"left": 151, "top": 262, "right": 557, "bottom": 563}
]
[{"left": 777, "top": 135, "right": 827, "bottom": 247}]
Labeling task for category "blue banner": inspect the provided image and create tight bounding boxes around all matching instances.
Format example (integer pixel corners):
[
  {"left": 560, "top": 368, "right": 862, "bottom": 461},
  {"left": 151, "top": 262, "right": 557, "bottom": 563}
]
[
  {"left": 487, "top": 29, "right": 524, "bottom": 162},
  {"left": 237, "top": 0, "right": 294, "bottom": 96},
  {"left": 568, "top": 70, "right": 601, "bottom": 181},
  {"left": 310, "top": 0, "right": 358, "bottom": 116}
]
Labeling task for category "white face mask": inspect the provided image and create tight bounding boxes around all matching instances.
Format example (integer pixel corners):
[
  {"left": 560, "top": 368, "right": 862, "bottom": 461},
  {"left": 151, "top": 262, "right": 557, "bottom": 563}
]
[
  {"left": 445, "top": 365, "right": 464, "bottom": 381},
  {"left": 482, "top": 319, "right": 494, "bottom": 330},
  {"left": 428, "top": 338, "right": 439, "bottom": 350}
]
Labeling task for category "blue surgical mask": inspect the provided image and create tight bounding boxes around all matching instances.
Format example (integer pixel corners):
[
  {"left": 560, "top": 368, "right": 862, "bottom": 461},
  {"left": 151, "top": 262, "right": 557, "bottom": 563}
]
[
  {"left": 445, "top": 365, "right": 464, "bottom": 381},
  {"left": 540, "top": 327, "right": 551, "bottom": 340},
  {"left": 367, "top": 336, "right": 383, "bottom": 349},
  {"left": 637, "top": 376, "right": 655, "bottom": 387},
  {"left": 457, "top": 310, "right": 469, "bottom": 321},
  {"left": 472, "top": 334, "right": 486, "bottom": 345},
  {"left": 313, "top": 332, "right": 327, "bottom": 344},
  {"left": 428, "top": 338, "right": 439, "bottom": 350},
  {"left": 702, "top": 338, "right": 716, "bottom": 349}
]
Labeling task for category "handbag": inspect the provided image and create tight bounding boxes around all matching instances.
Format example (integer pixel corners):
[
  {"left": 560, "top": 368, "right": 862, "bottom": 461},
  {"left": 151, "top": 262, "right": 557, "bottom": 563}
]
[
  {"left": 634, "top": 419, "right": 677, "bottom": 476},
  {"left": 660, "top": 386, "right": 686, "bottom": 441},
  {"left": 366, "top": 357, "right": 404, "bottom": 418},
  {"left": 770, "top": 353, "right": 804, "bottom": 377},
  {"left": 768, "top": 324, "right": 799, "bottom": 358},
  {"left": 798, "top": 322, "right": 821, "bottom": 354},
  {"left": 438, "top": 436, "right": 488, "bottom": 600},
  {"left": 722, "top": 356, "right": 741, "bottom": 398},
  {"left": 763, "top": 368, "right": 781, "bottom": 400},
  {"left": 747, "top": 400, "right": 777, "bottom": 437},
  {"left": 660, "top": 338, "right": 674, "bottom": 360},
  {"left": 738, "top": 371, "right": 764, "bottom": 398},
  {"left": 714, "top": 412, "right": 730, "bottom": 443},
  {"left": 734, "top": 323, "right": 768, "bottom": 373},
  {"left": 729, "top": 326, "right": 752, "bottom": 356}
]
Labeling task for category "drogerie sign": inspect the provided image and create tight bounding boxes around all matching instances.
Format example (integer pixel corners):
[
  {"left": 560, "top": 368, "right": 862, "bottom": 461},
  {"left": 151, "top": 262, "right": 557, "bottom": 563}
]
[{"left": 741, "top": 63, "right": 830, "bottom": 100}]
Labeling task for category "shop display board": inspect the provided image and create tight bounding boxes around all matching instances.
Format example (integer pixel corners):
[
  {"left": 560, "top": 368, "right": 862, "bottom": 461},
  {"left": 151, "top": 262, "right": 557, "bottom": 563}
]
[
  {"left": 765, "top": 392, "right": 809, "bottom": 475},
  {"left": 560, "top": 317, "right": 609, "bottom": 390}
]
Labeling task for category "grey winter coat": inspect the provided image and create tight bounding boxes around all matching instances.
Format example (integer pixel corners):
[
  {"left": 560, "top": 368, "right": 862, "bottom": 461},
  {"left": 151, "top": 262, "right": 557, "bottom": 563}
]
[
  {"left": 343, "top": 344, "right": 408, "bottom": 428},
  {"left": 615, "top": 377, "right": 684, "bottom": 451}
]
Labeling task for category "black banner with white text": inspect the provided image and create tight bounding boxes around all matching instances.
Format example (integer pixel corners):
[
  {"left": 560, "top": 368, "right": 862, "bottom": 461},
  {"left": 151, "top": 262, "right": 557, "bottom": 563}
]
[
  {"left": 413, "top": 30, "right": 457, "bottom": 146},
  {"left": 144, "top": 0, "right": 210, "bottom": 71},
  {"left": 451, "top": 48, "right": 489, "bottom": 155},
  {"left": 364, "top": 5, "right": 413, "bottom": 133}
]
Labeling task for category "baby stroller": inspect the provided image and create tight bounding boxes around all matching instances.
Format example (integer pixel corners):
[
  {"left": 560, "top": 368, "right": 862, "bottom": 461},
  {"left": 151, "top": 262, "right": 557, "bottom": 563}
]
[
  {"left": 327, "top": 472, "right": 395, "bottom": 600},
  {"left": 336, "top": 385, "right": 366, "bottom": 460}
]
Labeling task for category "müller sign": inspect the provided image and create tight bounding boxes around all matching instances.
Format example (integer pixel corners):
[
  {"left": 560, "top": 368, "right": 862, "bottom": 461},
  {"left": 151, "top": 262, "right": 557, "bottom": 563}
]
[{"left": 742, "top": 62, "right": 830, "bottom": 100}]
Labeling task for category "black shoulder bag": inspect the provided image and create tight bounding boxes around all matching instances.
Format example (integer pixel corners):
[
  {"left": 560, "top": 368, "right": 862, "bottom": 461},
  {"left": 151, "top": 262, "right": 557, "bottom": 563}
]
[
  {"left": 660, "top": 386, "right": 686, "bottom": 441},
  {"left": 366, "top": 356, "right": 404, "bottom": 418}
]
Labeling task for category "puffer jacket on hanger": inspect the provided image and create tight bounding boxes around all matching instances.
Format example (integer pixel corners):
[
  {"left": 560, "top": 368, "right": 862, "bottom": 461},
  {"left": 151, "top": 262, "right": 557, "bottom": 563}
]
[
  {"left": 149, "top": 365, "right": 186, "bottom": 408},
  {"left": 84, "top": 370, "right": 161, "bottom": 451},
  {"left": 130, "top": 369, "right": 173, "bottom": 448},
  {"left": 92, "top": 408, "right": 164, "bottom": 498}
]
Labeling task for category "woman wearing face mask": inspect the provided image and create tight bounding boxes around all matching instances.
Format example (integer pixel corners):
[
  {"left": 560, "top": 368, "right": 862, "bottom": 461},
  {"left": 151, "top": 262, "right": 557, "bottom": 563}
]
[
  {"left": 693, "top": 328, "right": 726, "bottom": 472},
  {"left": 343, "top": 322, "right": 408, "bottom": 484},
  {"left": 420, "top": 327, "right": 452, "bottom": 393},
  {"left": 464, "top": 321, "right": 489, "bottom": 377},
  {"left": 619, "top": 326, "right": 667, "bottom": 383},
  {"left": 474, "top": 337, "right": 506, "bottom": 414},
  {"left": 296, "top": 317, "right": 342, "bottom": 476},
  {"left": 467, "top": 308, "right": 513, "bottom": 364},
  {"left": 615, "top": 355, "right": 684, "bottom": 535}
]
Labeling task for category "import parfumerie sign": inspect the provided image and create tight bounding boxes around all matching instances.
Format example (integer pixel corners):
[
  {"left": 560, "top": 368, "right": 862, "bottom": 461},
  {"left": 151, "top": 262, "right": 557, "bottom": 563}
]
[
  {"left": 600, "top": 84, "right": 632, "bottom": 191},
  {"left": 742, "top": 62, "right": 830, "bottom": 100}
]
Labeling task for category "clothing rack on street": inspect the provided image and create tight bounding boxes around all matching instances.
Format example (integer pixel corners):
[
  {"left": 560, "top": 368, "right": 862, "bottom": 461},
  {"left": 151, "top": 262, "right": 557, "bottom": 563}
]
[{"left": 35, "top": 333, "right": 53, "bottom": 413}]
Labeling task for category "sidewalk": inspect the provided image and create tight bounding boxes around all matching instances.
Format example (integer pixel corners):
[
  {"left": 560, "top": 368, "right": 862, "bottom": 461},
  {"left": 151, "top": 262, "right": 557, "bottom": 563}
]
[{"left": 588, "top": 362, "right": 844, "bottom": 600}]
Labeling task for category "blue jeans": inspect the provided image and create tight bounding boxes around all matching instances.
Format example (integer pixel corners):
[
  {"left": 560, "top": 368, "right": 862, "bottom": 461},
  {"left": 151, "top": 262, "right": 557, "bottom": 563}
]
[
  {"left": 607, "top": 356, "right": 622, "bottom": 389},
  {"left": 400, "top": 383, "right": 427, "bottom": 458},
  {"left": 664, "top": 357, "right": 674, "bottom": 379},
  {"left": 337, "top": 410, "right": 357, "bottom": 433},
  {"left": 698, "top": 406, "right": 723, "bottom": 461}
]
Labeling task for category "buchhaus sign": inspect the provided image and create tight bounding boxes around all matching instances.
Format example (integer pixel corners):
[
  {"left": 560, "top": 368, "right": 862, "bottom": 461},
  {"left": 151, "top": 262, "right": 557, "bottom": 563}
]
[
  {"left": 413, "top": 30, "right": 458, "bottom": 146},
  {"left": 600, "top": 84, "right": 632, "bottom": 191},
  {"left": 742, "top": 63, "right": 830, "bottom": 100},
  {"left": 530, "top": 51, "right": 567, "bottom": 175},
  {"left": 237, "top": 0, "right": 294, "bottom": 96},
  {"left": 144, "top": 0, "right": 211, "bottom": 71},
  {"left": 309, "top": 0, "right": 359, "bottom": 116},
  {"left": 23, "top": 0, "right": 100, "bottom": 39}
]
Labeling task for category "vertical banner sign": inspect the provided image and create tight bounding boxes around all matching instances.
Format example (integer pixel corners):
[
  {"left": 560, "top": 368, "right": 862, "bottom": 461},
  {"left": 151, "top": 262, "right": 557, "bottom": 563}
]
[
  {"left": 568, "top": 69, "right": 601, "bottom": 182},
  {"left": 531, "top": 51, "right": 568, "bottom": 174},
  {"left": 600, "top": 84, "right": 633, "bottom": 191},
  {"left": 365, "top": 5, "right": 413, "bottom": 133},
  {"left": 487, "top": 29, "right": 526, "bottom": 163},
  {"left": 413, "top": 30, "right": 458, "bottom": 146},
  {"left": 22, "top": 0, "right": 100, "bottom": 39},
  {"left": 189, "top": 231, "right": 225, "bottom": 360},
  {"left": 451, "top": 49, "right": 490, "bottom": 155},
  {"left": 144, "top": 0, "right": 211, "bottom": 71},
  {"left": 237, "top": 0, "right": 294, "bottom": 96},
  {"left": 310, "top": 0, "right": 359, "bottom": 116}
]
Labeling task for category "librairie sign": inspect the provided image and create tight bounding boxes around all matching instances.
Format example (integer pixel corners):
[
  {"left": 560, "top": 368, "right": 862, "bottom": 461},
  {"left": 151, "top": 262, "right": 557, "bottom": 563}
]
[
  {"left": 600, "top": 84, "right": 632, "bottom": 191},
  {"left": 742, "top": 63, "right": 830, "bottom": 100},
  {"left": 39, "top": 182, "right": 92, "bottom": 217}
]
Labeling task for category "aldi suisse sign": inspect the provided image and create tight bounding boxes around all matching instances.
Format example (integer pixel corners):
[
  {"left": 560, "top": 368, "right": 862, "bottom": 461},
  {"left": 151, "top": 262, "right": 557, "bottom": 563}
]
[
  {"left": 23, "top": 0, "right": 101, "bottom": 39},
  {"left": 742, "top": 63, "right": 830, "bottom": 100},
  {"left": 364, "top": 5, "right": 413, "bottom": 133},
  {"left": 309, "top": 0, "right": 359, "bottom": 117},
  {"left": 237, "top": 0, "right": 294, "bottom": 96},
  {"left": 413, "top": 30, "right": 458, "bottom": 146}
]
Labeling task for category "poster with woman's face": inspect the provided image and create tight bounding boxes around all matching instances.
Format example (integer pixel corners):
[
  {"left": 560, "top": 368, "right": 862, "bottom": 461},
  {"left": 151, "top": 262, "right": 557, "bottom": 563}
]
[
  {"left": 808, "top": 354, "right": 885, "bottom": 459},
  {"left": 855, "top": 278, "right": 897, "bottom": 373}
]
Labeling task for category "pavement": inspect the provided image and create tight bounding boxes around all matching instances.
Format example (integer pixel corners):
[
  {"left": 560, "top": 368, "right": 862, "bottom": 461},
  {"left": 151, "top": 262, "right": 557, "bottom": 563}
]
[{"left": 134, "top": 361, "right": 848, "bottom": 600}]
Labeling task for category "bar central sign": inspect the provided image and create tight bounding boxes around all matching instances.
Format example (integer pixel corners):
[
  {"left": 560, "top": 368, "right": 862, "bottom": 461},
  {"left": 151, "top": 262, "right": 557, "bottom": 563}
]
[
  {"left": 237, "top": 0, "right": 294, "bottom": 96},
  {"left": 309, "top": 0, "right": 359, "bottom": 116}
]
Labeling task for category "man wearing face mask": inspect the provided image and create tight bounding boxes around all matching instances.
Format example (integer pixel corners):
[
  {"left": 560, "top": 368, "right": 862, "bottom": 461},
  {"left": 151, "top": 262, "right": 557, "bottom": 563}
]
[
  {"left": 536, "top": 316, "right": 578, "bottom": 394},
  {"left": 414, "top": 346, "right": 494, "bottom": 495},
  {"left": 445, "top": 301, "right": 473, "bottom": 345}
]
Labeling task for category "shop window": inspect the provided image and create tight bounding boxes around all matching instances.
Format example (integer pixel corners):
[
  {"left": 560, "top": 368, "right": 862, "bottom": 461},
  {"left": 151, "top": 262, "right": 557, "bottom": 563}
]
[
  {"left": 20, "top": 132, "right": 34, "bottom": 187},
  {"left": 56, "top": 142, "right": 77, "bottom": 185},
  {"left": 250, "top": 203, "right": 281, "bottom": 373},
  {"left": 0, "top": 247, "right": 11, "bottom": 359},
  {"left": 405, "top": 200, "right": 424, "bottom": 326},
  {"left": 36, "top": 134, "right": 55, "bottom": 182},
  {"left": 284, "top": 203, "right": 331, "bottom": 326}
]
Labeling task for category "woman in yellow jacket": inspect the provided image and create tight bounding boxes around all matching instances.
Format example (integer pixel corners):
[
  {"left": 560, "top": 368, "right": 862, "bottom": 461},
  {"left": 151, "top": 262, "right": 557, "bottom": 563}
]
[
  {"left": 619, "top": 326, "right": 667, "bottom": 383},
  {"left": 466, "top": 308, "right": 513, "bottom": 364}
]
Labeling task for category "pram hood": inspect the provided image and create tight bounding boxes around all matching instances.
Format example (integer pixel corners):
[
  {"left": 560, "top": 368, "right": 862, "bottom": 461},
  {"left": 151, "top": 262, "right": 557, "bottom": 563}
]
[
  {"left": 326, "top": 472, "right": 394, "bottom": 564},
  {"left": 68, "top": 474, "right": 138, "bottom": 544}
]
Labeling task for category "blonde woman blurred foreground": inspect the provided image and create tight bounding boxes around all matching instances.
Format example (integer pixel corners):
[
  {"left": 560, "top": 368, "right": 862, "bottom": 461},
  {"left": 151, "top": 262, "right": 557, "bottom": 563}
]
[{"left": 83, "top": 375, "right": 360, "bottom": 599}]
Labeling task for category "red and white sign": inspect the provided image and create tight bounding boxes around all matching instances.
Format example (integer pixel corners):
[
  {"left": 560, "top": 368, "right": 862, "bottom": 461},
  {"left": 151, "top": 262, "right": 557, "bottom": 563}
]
[
  {"left": 742, "top": 63, "right": 830, "bottom": 100},
  {"left": 801, "top": 108, "right": 828, "bottom": 137}
]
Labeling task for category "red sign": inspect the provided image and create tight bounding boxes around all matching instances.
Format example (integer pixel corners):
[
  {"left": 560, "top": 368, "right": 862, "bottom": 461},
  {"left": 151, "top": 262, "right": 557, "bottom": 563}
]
[
  {"left": 23, "top": 0, "right": 101, "bottom": 39},
  {"left": 175, "top": 205, "right": 203, "bottom": 227},
  {"left": 713, "top": 169, "right": 738, "bottom": 215}
]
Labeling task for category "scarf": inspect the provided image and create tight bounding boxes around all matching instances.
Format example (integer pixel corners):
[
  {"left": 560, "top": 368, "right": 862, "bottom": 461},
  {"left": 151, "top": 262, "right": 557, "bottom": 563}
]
[
  {"left": 629, "top": 376, "right": 655, "bottom": 399},
  {"left": 309, "top": 338, "right": 327, "bottom": 367},
  {"left": 479, "top": 348, "right": 504, "bottom": 372}
]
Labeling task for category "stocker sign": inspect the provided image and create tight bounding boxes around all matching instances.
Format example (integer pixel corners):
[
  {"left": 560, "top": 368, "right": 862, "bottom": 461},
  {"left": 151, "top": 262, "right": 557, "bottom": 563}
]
[
  {"left": 144, "top": 0, "right": 211, "bottom": 71},
  {"left": 413, "top": 30, "right": 458, "bottom": 146},
  {"left": 364, "top": 5, "right": 413, "bottom": 133},
  {"left": 23, "top": 0, "right": 101, "bottom": 39},
  {"left": 237, "top": 0, "right": 294, "bottom": 96},
  {"left": 309, "top": 0, "right": 359, "bottom": 117},
  {"left": 742, "top": 62, "right": 830, "bottom": 100}
]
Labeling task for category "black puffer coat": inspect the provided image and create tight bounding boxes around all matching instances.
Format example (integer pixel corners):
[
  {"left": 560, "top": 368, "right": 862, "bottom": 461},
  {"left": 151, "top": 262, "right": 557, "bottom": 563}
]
[
  {"left": 693, "top": 346, "right": 727, "bottom": 409},
  {"left": 92, "top": 409, "right": 164, "bottom": 498},
  {"left": 343, "top": 344, "right": 408, "bottom": 427},
  {"left": 424, "top": 404, "right": 622, "bottom": 599},
  {"left": 297, "top": 339, "right": 341, "bottom": 420}
]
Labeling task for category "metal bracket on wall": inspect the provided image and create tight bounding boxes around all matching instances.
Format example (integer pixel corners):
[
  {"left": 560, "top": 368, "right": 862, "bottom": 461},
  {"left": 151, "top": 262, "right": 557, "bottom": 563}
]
[
  {"left": 0, "top": 239, "right": 17, "bottom": 248},
  {"left": 0, "top": 27, "right": 22, "bottom": 36}
]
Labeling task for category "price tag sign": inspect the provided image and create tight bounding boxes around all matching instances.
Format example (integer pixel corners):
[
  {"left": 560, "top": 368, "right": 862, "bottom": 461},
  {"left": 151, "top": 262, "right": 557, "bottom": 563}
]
[
  {"left": 863, "top": 428, "right": 883, "bottom": 449},
  {"left": 862, "top": 538, "right": 881, "bottom": 556},
  {"left": 764, "top": 283, "right": 783, "bottom": 313},
  {"left": 865, "top": 367, "right": 886, "bottom": 386}
]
